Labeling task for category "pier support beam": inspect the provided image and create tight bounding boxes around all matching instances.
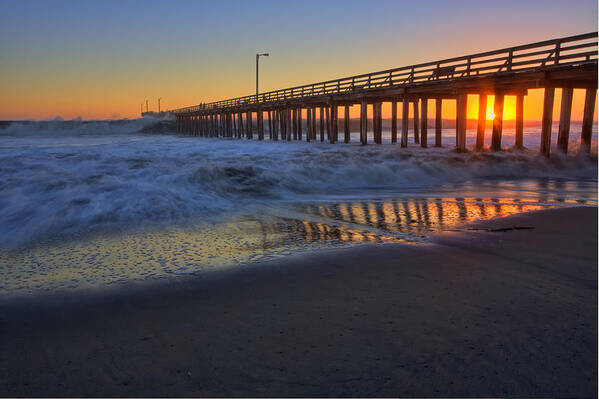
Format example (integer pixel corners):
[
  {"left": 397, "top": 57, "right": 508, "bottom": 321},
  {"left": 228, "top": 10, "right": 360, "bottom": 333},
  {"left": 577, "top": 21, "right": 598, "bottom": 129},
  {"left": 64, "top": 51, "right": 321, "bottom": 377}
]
[
  {"left": 306, "top": 108, "right": 312, "bottom": 142},
  {"left": 557, "top": 87, "right": 573, "bottom": 153},
  {"left": 360, "top": 100, "right": 368, "bottom": 145},
  {"left": 325, "top": 106, "right": 331, "bottom": 142},
  {"left": 456, "top": 93, "right": 468, "bottom": 152},
  {"left": 292, "top": 108, "right": 297, "bottom": 140},
  {"left": 281, "top": 110, "right": 287, "bottom": 140},
  {"left": 540, "top": 87, "right": 555, "bottom": 157},
  {"left": 435, "top": 99, "right": 442, "bottom": 147},
  {"left": 401, "top": 97, "right": 409, "bottom": 147},
  {"left": 476, "top": 94, "right": 487, "bottom": 150},
  {"left": 413, "top": 99, "right": 420, "bottom": 144},
  {"left": 312, "top": 107, "right": 316, "bottom": 141},
  {"left": 274, "top": 110, "right": 280, "bottom": 140},
  {"left": 373, "top": 101, "right": 382, "bottom": 144},
  {"left": 320, "top": 107, "right": 325, "bottom": 142},
  {"left": 226, "top": 113, "right": 232, "bottom": 137},
  {"left": 232, "top": 114, "right": 237, "bottom": 137},
  {"left": 218, "top": 114, "right": 222, "bottom": 137},
  {"left": 420, "top": 98, "right": 428, "bottom": 148},
  {"left": 267, "top": 111, "right": 272, "bottom": 140},
  {"left": 297, "top": 108, "right": 303, "bottom": 141},
  {"left": 344, "top": 105, "right": 351, "bottom": 143},
  {"left": 581, "top": 88, "right": 596, "bottom": 153},
  {"left": 491, "top": 93, "right": 505, "bottom": 151},
  {"left": 257, "top": 110, "right": 264, "bottom": 140},
  {"left": 391, "top": 100, "right": 398, "bottom": 143},
  {"left": 515, "top": 94, "right": 524, "bottom": 149},
  {"left": 331, "top": 105, "right": 338, "bottom": 143},
  {"left": 287, "top": 108, "right": 292, "bottom": 141}
]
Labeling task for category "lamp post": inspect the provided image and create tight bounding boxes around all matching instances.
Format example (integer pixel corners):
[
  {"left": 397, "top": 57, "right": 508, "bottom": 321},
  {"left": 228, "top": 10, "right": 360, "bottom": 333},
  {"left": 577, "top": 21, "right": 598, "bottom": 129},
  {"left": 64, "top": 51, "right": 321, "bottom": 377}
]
[
  {"left": 256, "top": 52, "right": 269, "bottom": 99},
  {"left": 158, "top": 97, "right": 162, "bottom": 113}
]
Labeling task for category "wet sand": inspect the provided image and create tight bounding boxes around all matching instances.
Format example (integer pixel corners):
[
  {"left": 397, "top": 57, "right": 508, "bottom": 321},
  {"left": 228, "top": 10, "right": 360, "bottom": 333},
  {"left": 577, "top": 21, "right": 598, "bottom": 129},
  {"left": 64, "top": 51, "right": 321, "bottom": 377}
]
[{"left": 0, "top": 206, "right": 596, "bottom": 397}]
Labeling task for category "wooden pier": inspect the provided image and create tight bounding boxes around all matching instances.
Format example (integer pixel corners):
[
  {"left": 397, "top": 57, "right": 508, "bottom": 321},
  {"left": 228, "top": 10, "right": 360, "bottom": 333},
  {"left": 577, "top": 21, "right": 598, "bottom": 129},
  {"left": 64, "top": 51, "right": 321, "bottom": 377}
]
[{"left": 173, "top": 32, "right": 598, "bottom": 156}]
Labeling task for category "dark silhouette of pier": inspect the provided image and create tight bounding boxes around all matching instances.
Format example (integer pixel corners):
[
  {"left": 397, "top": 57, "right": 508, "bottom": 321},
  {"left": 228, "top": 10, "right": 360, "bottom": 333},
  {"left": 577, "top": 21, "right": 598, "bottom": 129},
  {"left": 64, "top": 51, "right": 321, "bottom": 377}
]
[{"left": 173, "top": 32, "right": 597, "bottom": 156}]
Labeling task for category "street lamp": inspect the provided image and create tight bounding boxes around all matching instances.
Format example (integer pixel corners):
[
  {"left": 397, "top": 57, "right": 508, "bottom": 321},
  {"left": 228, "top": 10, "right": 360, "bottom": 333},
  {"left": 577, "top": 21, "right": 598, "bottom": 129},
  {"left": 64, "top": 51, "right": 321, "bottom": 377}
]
[
  {"left": 256, "top": 52, "right": 269, "bottom": 98},
  {"left": 158, "top": 97, "right": 162, "bottom": 113}
]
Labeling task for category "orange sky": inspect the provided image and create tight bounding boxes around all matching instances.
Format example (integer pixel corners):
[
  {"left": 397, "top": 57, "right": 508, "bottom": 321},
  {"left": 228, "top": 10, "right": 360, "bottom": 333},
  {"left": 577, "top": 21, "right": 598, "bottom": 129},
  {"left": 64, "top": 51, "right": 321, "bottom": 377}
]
[{"left": 0, "top": 1, "right": 596, "bottom": 121}]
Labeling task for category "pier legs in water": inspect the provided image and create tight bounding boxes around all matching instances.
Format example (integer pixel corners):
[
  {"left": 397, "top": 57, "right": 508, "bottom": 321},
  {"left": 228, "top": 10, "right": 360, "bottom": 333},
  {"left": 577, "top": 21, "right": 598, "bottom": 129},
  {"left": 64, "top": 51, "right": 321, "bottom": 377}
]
[
  {"left": 344, "top": 105, "right": 351, "bottom": 143},
  {"left": 540, "top": 88, "right": 555, "bottom": 157},
  {"left": 581, "top": 88, "right": 597, "bottom": 153},
  {"left": 312, "top": 107, "right": 316, "bottom": 141},
  {"left": 515, "top": 94, "right": 524, "bottom": 149},
  {"left": 401, "top": 97, "right": 409, "bottom": 148},
  {"left": 476, "top": 94, "right": 487, "bottom": 150},
  {"left": 360, "top": 101, "right": 367, "bottom": 145},
  {"left": 420, "top": 98, "right": 428, "bottom": 148},
  {"left": 325, "top": 107, "right": 331, "bottom": 142},
  {"left": 456, "top": 93, "right": 467, "bottom": 153},
  {"left": 557, "top": 88, "right": 573, "bottom": 153},
  {"left": 491, "top": 94, "right": 504, "bottom": 151},
  {"left": 258, "top": 110, "right": 264, "bottom": 140},
  {"left": 435, "top": 99, "right": 442, "bottom": 147},
  {"left": 391, "top": 101, "right": 397, "bottom": 143},
  {"left": 413, "top": 99, "right": 420, "bottom": 144},
  {"left": 331, "top": 105, "right": 338, "bottom": 143},
  {"left": 373, "top": 101, "right": 382, "bottom": 144},
  {"left": 179, "top": 86, "right": 594, "bottom": 157},
  {"left": 319, "top": 107, "right": 325, "bottom": 142}
]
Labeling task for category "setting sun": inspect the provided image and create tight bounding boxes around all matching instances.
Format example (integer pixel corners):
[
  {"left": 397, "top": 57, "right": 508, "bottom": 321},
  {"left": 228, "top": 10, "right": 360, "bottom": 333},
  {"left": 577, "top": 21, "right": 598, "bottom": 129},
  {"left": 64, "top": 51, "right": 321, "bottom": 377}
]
[{"left": 487, "top": 111, "right": 495, "bottom": 120}]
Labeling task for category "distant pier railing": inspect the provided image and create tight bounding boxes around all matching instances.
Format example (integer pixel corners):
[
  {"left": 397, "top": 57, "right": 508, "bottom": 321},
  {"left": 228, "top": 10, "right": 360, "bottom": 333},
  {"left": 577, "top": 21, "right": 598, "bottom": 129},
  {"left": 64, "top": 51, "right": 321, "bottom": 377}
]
[{"left": 173, "top": 32, "right": 598, "bottom": 157}]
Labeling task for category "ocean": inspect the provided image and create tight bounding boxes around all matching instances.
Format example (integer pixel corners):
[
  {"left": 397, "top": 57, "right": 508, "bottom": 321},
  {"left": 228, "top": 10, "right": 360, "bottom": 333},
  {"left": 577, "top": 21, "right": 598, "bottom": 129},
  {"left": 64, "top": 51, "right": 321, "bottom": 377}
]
[{"left": 0, "top": 117, "right": 596, "bottom": 294}]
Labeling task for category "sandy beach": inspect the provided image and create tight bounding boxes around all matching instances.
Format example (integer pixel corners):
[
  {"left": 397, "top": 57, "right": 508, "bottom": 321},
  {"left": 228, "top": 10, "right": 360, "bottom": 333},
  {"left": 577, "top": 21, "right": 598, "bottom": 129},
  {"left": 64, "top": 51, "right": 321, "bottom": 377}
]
[{"left": 0, "top": 206, "right": 596, "bottom": 397}]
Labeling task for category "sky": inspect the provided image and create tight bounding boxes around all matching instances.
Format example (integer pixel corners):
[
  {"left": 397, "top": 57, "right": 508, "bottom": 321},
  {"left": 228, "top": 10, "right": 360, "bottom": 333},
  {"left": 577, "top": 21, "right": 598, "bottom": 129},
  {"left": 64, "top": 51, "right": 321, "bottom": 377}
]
[{"left": 0, "top": 0, "right": 597, "bottom": 121}]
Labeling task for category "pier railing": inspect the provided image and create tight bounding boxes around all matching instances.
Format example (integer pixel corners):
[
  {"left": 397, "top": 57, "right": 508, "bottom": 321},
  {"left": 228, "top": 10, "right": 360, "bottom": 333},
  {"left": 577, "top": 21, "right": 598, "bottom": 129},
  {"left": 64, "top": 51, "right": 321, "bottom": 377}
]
[{"left": 173, "top": 32, "right": 597, "bottom": 114}]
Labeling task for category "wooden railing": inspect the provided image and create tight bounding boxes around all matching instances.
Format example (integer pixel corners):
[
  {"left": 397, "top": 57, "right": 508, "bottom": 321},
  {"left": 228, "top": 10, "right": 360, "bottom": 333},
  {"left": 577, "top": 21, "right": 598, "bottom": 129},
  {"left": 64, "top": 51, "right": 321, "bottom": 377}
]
[{"left": 173, "top": 32, "right": 597, "bottom": 114}]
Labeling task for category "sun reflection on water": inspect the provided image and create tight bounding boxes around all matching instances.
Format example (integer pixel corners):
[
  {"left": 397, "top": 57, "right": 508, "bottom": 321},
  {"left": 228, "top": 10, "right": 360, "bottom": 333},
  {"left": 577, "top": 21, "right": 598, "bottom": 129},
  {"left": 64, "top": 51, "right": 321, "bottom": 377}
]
[{"left": 0, "top": 194, "right": 595, "bottom": 294}]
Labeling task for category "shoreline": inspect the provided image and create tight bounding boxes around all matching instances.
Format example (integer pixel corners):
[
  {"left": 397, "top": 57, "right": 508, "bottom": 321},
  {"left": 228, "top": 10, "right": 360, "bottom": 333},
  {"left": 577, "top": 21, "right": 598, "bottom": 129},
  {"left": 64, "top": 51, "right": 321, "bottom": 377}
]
[
  {"left": 1, "top": 204, "right": 594, "bottom": 305},
  {"left": 1, "top": 206, "right": 597, "bottom": 396}
]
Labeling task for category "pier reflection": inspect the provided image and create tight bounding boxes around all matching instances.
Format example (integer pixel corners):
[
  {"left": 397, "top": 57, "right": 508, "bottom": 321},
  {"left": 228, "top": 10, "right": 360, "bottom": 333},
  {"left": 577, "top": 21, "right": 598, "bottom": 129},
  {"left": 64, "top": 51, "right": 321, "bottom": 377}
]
[
  {"left": 287, "top": 196, "right": 580, "bottom": 245},
  {"left": 0, "top": 195, "right": 594, "bottom": 293}
]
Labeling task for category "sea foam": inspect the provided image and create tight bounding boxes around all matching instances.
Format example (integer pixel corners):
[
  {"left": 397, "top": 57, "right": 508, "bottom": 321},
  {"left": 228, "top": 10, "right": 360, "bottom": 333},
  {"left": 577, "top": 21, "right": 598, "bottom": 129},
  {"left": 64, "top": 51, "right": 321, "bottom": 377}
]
[{"left": 0, "top": 118, "right": 596, "bottom": 248}]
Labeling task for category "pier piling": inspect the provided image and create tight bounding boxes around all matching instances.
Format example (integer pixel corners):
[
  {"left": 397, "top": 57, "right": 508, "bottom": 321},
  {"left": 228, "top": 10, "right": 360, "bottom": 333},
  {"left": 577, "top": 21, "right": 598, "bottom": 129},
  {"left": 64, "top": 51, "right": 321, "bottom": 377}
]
[
  {"left": 541, "top": 88, "right": 555, "bottom": 157},
  {"left": 581, "top": 88, "right": 597, "bottom": 152},
  {"left": 492, "top": 94, "right": 504, "bottom": 151}
]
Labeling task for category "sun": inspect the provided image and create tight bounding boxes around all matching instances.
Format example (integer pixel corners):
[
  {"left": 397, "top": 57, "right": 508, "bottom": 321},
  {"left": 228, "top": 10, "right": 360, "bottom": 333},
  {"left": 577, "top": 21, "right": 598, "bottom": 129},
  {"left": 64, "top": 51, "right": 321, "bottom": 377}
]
[{"left": 486, "top": 111, "right": 495, "bottom": 120}]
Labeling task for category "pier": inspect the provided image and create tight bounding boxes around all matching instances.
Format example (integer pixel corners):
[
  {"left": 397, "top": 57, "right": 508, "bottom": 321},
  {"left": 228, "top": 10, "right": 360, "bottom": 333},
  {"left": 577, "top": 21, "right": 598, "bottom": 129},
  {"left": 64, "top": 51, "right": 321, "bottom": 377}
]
[{"left": 173, "top": 32, "right": 598, "bottom": 157}]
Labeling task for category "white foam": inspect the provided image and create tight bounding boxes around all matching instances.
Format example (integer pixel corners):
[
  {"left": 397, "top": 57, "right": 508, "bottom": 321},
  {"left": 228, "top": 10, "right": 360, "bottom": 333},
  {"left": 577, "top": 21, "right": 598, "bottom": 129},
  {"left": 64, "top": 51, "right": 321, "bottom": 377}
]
[{"left": 0, "top": 119, "right": 596, "bottom": 248}]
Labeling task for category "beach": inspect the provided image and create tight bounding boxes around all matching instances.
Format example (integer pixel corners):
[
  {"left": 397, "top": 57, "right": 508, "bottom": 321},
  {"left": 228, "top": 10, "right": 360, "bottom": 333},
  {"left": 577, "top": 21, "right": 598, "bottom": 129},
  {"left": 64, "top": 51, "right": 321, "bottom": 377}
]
[{"left": 1, "top": 206, "right": 596, "bottom": 397}]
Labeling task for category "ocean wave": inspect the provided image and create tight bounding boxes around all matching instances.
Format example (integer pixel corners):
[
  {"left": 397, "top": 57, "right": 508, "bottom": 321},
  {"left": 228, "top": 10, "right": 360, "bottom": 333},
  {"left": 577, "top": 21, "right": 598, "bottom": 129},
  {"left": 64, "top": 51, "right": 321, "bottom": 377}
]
[
  {"left": 0, "top": 115, "right": 175, "bottom": 137},
  {"left": 0, "top": 121, "right": 596, "bottom": 248}
]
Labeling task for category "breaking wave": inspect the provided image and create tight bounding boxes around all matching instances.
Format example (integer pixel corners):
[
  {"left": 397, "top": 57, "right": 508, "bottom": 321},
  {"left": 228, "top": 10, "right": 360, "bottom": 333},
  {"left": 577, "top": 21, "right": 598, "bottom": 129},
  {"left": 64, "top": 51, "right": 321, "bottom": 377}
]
[{"left": 0, "top": 118, "right": 596, "bottom": 248}]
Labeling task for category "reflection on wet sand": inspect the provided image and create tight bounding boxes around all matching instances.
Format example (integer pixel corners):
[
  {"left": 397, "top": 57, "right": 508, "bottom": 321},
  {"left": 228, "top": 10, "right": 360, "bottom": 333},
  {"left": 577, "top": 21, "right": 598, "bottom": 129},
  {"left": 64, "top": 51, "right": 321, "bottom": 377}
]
[
  {"left": 293, "top": 197, "right": 573, "bottom": 242},
  {"left": 0, "top": 196, "right": 595, "bottom": 293}
]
